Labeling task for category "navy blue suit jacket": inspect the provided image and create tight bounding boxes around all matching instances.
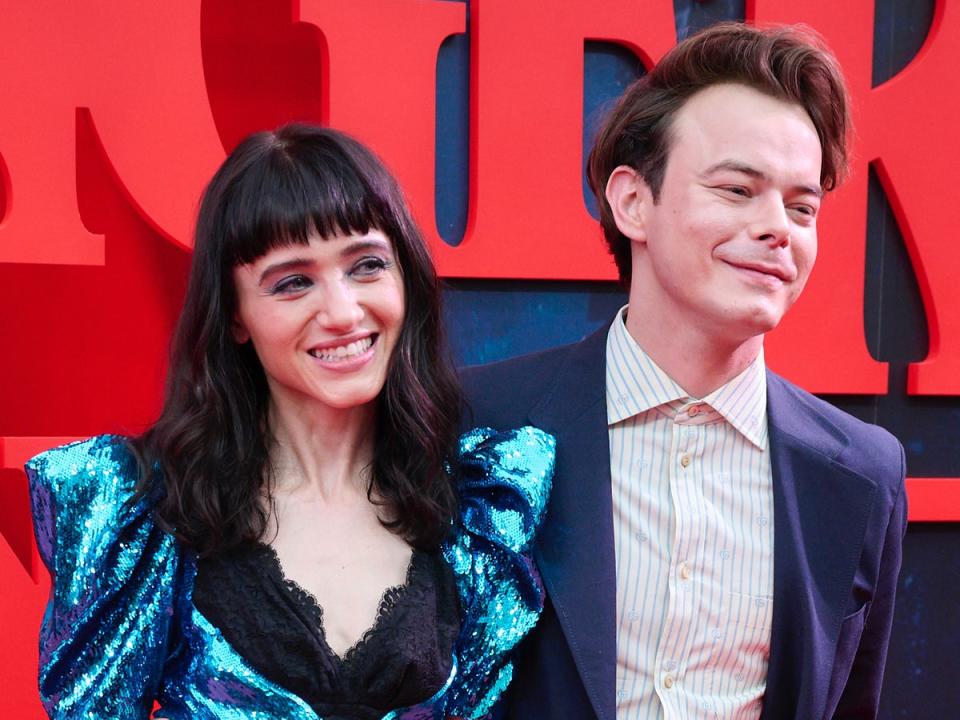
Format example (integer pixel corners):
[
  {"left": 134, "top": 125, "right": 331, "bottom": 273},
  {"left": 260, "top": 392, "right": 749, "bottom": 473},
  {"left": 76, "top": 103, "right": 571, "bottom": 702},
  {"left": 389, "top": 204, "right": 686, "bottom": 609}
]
[{"left": 462, "top": 324, "right": 907, "bottom": 720}]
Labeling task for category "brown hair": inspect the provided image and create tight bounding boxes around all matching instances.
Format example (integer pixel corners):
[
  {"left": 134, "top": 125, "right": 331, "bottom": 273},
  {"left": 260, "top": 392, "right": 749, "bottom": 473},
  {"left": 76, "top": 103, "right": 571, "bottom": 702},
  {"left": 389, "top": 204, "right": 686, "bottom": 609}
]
[{"left": 587, "top": 22, "right": 851, "bottom": 283}]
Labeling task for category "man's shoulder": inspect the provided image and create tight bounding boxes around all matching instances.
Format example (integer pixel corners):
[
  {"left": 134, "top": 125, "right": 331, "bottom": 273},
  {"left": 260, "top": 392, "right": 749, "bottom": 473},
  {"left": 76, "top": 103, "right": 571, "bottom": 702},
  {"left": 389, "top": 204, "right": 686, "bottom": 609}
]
[
  {"left": 460, "top": 335, "right": 596, "bottom": 429},
  {"left": 462, "top": 341, "right": 576, "bottom": 389},
  {"left": 767, "top": 371, "right": 905, "bottom": 487}
]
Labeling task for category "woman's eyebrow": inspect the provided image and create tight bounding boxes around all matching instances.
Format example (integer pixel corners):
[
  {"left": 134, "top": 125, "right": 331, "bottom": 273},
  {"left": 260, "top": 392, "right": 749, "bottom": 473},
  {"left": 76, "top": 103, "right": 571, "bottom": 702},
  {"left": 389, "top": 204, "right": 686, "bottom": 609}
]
[
  {"left": 257, "top": 258, "right": 313, "bottom": 286},
  {"left": 338, "top": 237, "right": 393, "bottom": 257},
  {"left": 256, "top": 238, "right": 393, "bottom": 285}
]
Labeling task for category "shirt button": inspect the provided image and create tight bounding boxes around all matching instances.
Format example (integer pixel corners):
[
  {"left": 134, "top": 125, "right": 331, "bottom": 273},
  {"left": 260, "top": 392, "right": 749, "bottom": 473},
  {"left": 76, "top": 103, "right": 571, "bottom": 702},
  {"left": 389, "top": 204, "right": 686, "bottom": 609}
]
[
  {"left": 680, "top": 454, "right": 691, "bottom": 468},
  {"left": 687, "top": 405, "right": 700, "bottom": 417},
  {"left": 679, "top": 562, "right": 692, "bottom": 580},
  {"left": 663, "top": 674, "right": 675, "bottom": 689}
]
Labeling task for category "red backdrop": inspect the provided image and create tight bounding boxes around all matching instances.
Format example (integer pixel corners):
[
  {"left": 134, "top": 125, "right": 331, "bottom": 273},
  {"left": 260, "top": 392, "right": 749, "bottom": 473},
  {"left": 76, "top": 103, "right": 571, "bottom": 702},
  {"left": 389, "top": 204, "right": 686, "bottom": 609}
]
[{"left": 2, "top": 1, "right": 959, "bottom": 715}]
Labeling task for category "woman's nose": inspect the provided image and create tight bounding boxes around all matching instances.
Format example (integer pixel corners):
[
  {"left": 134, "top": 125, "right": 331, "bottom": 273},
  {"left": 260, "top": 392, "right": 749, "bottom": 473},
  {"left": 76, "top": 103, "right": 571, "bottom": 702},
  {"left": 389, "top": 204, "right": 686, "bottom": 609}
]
[{"left": 315, "top": 281, "right": 363, "bottom": 329}]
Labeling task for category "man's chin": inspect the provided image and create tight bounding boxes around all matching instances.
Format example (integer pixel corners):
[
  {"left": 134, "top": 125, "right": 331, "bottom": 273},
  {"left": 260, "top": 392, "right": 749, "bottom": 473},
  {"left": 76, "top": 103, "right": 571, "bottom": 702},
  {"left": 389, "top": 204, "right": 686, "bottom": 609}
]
[{"left": 715, "top": 306, "right": 785, "bottom": 347}]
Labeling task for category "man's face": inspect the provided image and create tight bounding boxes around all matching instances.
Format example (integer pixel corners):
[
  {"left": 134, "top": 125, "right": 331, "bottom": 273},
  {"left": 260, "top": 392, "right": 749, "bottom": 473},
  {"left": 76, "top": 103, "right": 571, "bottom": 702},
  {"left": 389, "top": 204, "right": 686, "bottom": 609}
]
[{"left": 628, "top": 83, "right": 823, "bottom": 347}]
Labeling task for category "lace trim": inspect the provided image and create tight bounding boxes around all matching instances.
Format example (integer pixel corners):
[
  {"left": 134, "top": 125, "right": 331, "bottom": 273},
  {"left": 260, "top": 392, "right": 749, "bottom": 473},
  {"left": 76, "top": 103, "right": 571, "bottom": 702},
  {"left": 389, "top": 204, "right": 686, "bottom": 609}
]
[{"left": 255, "top": 542, "right": 426, "bottom": 665}]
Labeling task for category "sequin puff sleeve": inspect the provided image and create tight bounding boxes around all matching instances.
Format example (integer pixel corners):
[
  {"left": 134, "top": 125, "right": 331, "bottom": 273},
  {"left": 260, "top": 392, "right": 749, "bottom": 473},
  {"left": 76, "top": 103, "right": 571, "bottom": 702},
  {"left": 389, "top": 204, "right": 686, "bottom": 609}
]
[
  {"left": 440, "top": 426, "right": 555, "bottom": 720},
  {"left": 26, "top": 435, "right": 185, "bottom": 719}
]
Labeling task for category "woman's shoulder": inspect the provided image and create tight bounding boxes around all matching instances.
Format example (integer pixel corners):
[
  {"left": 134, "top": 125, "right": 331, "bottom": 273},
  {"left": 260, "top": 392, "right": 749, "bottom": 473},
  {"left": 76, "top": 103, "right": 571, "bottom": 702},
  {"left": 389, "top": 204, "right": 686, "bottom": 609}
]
[
  {"left": 26, "top": 434, "right": 152, "bottom": 568},
  {"left": 27, "top": 433, "right": 138, "bottom": 489},
  {"left": 27, "top": 433, "right": 144, "bottom": 517},
  {"left": 27, "top": 435, "right": 185, "bottom": 717},
  {"left": 453, "top": 425, "right": 555, "bottom": 553},
  {"left": 437, "top": 425, "right": 555, "bottom": 718}
]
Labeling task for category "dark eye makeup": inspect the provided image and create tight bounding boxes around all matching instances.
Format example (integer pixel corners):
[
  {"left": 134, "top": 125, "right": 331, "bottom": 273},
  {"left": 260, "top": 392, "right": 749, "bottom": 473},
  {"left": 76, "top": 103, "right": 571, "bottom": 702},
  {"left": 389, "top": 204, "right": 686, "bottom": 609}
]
[{"left": 269, "top": 275, "right": 312, "bottom": 295}]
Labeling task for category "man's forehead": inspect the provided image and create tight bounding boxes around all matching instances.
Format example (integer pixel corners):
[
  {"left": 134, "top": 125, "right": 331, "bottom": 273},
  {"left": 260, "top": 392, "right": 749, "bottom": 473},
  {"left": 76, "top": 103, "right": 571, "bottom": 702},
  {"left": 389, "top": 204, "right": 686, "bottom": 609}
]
[{"left": 667, "top": 84, "right": 823, "bottom": 179}]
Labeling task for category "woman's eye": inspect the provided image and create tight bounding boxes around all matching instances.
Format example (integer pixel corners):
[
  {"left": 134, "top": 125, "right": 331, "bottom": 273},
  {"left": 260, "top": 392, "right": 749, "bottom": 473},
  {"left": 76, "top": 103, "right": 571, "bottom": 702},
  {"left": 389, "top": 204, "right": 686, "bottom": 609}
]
[
  {"left": 271, "top": 275, "right": 312, "bottom": 294},
  {"left": 351, "top": 257, "right": 390, "bottom": 278}
]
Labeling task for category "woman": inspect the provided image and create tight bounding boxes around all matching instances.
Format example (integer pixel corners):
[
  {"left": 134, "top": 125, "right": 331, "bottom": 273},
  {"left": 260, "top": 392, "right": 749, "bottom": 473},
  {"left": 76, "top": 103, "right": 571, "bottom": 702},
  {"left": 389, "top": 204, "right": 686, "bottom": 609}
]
[{"left": 26, "top": 125, "right": 554, "bottom": 719}]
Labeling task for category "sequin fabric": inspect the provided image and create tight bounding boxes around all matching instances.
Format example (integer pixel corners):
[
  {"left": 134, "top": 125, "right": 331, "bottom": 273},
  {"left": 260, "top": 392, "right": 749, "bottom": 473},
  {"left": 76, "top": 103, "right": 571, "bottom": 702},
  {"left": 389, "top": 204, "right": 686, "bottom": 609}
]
[{"left": 26, "top": 427, "right": 554, "bottom": 720}]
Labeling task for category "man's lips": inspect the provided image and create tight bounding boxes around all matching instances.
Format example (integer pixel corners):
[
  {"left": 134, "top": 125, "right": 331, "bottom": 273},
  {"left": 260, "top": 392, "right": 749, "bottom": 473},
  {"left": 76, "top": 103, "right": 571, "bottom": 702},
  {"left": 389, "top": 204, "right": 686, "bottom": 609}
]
[{"left": 722, "top": 260, "right": 795, "bottom": 282}]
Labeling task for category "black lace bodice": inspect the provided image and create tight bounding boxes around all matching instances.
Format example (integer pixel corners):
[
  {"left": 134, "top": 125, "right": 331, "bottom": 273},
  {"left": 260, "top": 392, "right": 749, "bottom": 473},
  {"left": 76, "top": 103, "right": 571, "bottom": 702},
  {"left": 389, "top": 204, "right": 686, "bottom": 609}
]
[{"left": 193, "top": 544, "right": 460, "bottom": 720}]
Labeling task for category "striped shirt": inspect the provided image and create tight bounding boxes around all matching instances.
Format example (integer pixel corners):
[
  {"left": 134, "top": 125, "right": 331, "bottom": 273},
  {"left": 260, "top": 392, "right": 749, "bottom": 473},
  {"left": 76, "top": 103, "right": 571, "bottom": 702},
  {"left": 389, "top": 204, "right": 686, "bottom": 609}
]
[{"left": 606, "top": 307, "right": 774, "bottom": 720}]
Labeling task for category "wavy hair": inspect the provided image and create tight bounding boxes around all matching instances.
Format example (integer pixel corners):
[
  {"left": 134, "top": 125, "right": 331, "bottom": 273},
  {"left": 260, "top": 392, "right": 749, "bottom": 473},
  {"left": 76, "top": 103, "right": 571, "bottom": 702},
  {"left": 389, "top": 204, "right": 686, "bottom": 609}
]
[{"left": 132, "top": 124, "right": 462, "bottom": 556}]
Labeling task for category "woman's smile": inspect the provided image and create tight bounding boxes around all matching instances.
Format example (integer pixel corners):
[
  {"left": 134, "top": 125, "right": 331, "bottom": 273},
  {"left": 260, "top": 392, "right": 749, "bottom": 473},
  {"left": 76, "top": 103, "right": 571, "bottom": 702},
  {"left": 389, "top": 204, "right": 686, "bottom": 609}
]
[{"left": 307, "top": 333, "right": 378, "bottom": 370}]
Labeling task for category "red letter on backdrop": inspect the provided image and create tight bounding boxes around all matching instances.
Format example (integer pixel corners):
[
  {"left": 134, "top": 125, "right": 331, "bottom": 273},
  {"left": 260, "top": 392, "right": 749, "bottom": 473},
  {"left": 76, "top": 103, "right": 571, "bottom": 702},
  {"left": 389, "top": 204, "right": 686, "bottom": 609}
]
[
  {"left": 295, "top": 0, "right": 465, "bottom": 255},
  {"left": 0, "top": 4, "right": 104, "bottom": 265},
  {"left": 0, "top": 1, "right": 226, "bottom": 263},
  {"left": 432, "top": 0, "right": 675, "bottom": 280},
  {"left": 752, "top": 0, "right": 960, "bottom": 394}
]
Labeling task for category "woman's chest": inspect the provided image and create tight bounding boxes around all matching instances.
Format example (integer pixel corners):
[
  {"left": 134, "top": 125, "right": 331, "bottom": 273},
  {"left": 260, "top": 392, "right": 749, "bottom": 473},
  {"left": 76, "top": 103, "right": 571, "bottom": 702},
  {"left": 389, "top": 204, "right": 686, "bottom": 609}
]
[
  {"left": 187, "top": 544, "right": 460, "bottom": 718},
  {"left": 268, "top": 508, "right": 415, "bottom": 655}
]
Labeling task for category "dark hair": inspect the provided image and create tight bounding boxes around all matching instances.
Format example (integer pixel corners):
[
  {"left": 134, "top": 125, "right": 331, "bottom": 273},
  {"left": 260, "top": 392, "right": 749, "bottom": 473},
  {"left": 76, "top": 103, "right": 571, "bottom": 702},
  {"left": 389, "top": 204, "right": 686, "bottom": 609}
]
[
  {"left": 587, "top": 22, "right": 851, "bottom": 283},
  {"left": 132, "top": 124, "right": 462, "bottom": 556}
]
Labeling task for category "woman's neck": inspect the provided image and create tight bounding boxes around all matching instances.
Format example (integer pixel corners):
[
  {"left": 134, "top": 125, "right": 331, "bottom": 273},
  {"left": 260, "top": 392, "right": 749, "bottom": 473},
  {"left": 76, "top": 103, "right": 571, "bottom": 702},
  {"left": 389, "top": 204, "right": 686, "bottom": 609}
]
[{"left": 267, "top": 394, "right": 377, "bottom": 501}]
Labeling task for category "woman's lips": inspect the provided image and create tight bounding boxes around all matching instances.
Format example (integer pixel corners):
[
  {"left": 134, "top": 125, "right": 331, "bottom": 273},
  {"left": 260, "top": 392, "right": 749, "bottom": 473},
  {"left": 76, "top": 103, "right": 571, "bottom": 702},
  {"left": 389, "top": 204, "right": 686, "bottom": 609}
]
[
  {"left": 307, "top": 335, "right": 375, "bottom": 361},
  {"left": 307, "top": 334, "right": 378, "bottom": 371}
]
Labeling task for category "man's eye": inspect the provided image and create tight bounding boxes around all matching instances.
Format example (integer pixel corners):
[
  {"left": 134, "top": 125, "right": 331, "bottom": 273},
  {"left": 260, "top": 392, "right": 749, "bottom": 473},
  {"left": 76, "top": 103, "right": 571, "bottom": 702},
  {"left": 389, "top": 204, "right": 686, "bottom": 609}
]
[
  {"left": 723, "top": 186, "right": 750, "bottom": 197},
  {"left": 790, "top": 204, "right": 818, "bottom": 218},
  {"left": 270, "top": 275, "right": 311, "bottom": 294}
]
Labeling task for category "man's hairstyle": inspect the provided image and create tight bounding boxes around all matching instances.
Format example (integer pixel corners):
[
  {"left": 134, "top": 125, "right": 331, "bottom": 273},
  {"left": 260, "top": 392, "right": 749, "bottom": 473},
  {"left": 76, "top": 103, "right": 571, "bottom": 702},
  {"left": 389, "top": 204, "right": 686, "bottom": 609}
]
[
  {"left": 132, "top": 124, "right": 462, "bottom": 556},
  {"left": 587, "top": 22, "right": 851, "bottom": 283}
]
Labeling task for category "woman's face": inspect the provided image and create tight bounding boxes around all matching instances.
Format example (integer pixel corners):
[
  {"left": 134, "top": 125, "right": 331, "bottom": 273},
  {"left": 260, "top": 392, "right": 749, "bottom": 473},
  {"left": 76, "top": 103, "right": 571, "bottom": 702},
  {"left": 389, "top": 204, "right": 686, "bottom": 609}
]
[{"left": 231, "top": 229, "right": 405, "bottom": 416}]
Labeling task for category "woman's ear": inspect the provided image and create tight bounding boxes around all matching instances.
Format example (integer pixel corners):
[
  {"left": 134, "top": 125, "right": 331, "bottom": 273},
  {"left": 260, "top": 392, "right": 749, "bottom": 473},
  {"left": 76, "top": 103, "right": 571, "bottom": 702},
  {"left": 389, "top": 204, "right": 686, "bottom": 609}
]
[
  {"left": 605, "top": 165, "right": 651, "bottom": 244},
  {"left": 231, "top": 316, "right": 250, "bottom": 344}
]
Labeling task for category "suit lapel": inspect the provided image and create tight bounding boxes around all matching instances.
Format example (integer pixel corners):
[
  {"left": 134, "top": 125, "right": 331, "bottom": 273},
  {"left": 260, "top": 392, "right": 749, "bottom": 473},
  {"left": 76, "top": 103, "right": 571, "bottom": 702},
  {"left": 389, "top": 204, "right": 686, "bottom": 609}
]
[
  {"left": 761, "top": 373, "right": 878, "bottom": 720},
  {"left": 529, "top": 326, "right": 617, "bottom": 720}
]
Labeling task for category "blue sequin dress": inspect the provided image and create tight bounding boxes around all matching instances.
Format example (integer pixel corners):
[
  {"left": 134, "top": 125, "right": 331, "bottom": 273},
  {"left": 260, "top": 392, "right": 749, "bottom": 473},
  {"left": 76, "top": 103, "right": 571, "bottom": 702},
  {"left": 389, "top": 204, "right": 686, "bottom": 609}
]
[{"left": 26, "top": 426, "right": 554, "bottom": 720}]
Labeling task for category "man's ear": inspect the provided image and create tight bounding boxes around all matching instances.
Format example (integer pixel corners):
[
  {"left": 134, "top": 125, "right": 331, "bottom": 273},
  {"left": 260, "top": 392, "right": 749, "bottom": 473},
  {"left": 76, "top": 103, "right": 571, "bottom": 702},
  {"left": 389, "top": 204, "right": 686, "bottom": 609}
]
[
  {"left": 605, "top": 165, "right": 651, "bottom": 243},
  {"left": 231, "top": 316, "right": 250, "bottom": 344}
]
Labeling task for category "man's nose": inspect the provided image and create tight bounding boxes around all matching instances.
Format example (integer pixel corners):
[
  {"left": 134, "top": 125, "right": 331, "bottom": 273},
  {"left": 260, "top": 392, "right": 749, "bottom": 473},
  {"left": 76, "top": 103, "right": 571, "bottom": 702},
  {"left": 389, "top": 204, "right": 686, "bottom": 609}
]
[
  {"left": 315, "top": 281, "right": 363, "bottom": 329},
  {"left": 752, "top": 194, "right": 791, "bottom": 248}
]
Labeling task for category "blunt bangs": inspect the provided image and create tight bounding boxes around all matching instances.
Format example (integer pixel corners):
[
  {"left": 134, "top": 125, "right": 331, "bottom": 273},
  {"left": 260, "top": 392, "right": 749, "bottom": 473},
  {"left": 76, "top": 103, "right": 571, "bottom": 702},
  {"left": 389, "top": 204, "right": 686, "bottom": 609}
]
[{"left": 214, "top": 126, "right": 403, "bottom": 267}]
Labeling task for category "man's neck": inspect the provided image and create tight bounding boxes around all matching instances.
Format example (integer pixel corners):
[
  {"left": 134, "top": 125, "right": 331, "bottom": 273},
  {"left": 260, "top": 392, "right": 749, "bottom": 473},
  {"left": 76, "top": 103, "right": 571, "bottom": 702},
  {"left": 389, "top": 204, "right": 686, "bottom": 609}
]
[{"left": 623, "top": 304, "right": 763, "bottom": 399}]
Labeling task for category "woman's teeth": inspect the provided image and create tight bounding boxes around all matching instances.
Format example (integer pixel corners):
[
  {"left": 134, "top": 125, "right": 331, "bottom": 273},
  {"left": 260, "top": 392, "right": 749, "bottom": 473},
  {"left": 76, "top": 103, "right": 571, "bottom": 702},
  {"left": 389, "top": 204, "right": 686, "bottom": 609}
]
[{"left": 309, "top": 336, "right": 374, "bottom": 361}]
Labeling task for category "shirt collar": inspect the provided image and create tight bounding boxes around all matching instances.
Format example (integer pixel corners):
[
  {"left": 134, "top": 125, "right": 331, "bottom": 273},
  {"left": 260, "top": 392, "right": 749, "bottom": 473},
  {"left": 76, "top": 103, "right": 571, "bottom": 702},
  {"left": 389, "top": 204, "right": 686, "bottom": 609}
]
[{"left": 605, "top": 306, "right": 768, "bottom": 449}]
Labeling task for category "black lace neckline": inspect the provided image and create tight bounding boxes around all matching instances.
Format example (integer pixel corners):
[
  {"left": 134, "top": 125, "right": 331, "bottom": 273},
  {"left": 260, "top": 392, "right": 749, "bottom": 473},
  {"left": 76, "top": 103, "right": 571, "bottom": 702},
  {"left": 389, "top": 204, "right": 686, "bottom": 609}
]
[
  {"left": 192, "top": 540, "right": 460, "bottom": 719},
  {"left": 254, "top": 541, "right": 422, "bottom": 665}
]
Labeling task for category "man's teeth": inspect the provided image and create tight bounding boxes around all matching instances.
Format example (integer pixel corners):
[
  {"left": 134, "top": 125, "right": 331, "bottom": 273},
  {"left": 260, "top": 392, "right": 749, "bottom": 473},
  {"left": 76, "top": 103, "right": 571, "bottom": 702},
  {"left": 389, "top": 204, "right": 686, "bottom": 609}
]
[{"left": 310, "top": 336, "right": 374, "bottom": 361}]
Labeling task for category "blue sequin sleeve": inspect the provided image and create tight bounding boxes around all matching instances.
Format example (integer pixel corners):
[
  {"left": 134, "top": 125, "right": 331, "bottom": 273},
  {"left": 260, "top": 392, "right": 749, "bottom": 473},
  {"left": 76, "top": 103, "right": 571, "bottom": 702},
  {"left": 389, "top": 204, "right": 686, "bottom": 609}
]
[
  {"left": 440, "top": 426, "right": 555, "bottom": 720},
  {"left": 26, "top": 436, "right": 185, "bottom": 719}
]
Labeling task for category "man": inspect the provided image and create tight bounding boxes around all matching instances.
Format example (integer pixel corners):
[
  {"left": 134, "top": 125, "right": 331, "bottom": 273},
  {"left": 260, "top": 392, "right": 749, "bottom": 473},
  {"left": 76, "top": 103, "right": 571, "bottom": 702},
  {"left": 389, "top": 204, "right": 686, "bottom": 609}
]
[{"left": 464, "top": 23, "right": 906, "bottom": 720}]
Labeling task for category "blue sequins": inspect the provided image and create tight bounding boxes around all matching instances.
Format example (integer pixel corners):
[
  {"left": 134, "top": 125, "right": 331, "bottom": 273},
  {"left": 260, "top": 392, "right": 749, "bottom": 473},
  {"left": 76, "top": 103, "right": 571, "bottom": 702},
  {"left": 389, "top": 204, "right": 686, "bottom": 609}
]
[{"left": 26, "top": 428, "right": 554, "bottom": 719}]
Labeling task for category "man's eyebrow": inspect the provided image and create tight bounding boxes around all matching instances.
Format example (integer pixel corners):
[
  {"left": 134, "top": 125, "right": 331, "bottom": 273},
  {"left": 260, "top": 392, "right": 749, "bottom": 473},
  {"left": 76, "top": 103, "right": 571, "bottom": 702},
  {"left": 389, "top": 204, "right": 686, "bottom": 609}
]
[
  {"left": 703, "top": 160, "right": 768, "bottom": 180},
  {"left": 702, "top": 160, "right": 823, "bottom": 198}
]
